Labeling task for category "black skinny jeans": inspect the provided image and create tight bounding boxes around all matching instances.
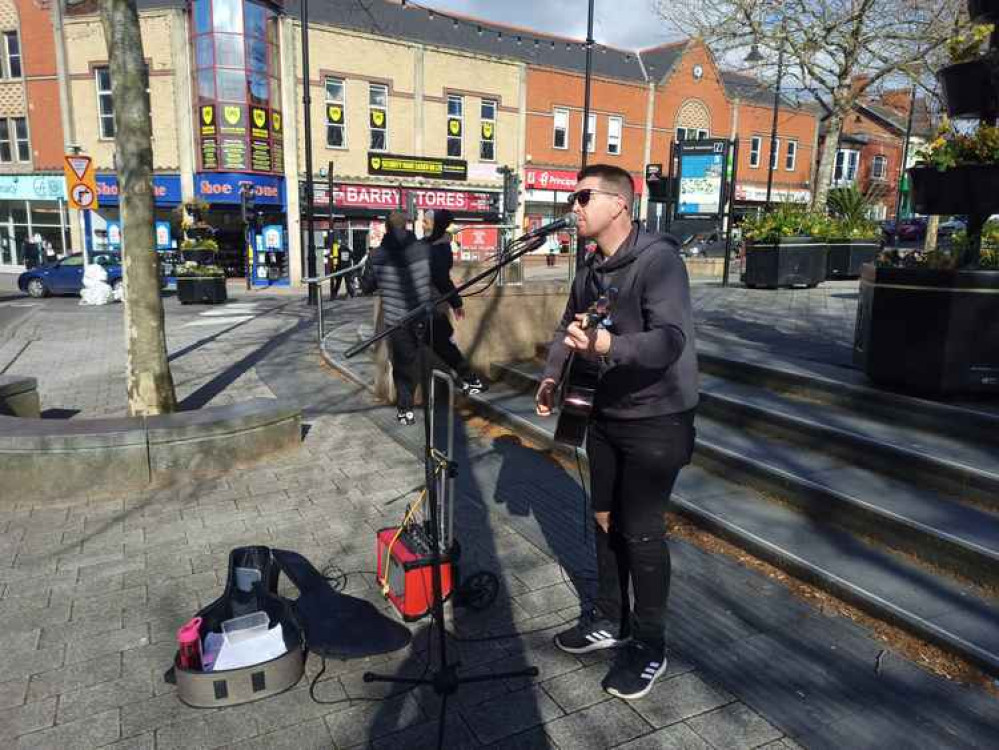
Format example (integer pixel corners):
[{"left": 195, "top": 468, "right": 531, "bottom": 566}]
[
  {"left": 585, "top": 410, "right": 696, "bottom": 650},
  {"left": 388, "top": 315, "right": 473, "bottom": 411}
]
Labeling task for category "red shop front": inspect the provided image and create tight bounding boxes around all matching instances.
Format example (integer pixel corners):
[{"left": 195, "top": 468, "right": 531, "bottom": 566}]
[{"left": 308, "top": 182, "right": 501, "bottom": 261}]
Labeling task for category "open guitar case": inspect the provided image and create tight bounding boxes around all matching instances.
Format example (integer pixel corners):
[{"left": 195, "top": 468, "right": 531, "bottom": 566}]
[{"left": 164, "top": 545, "right": 411, "bottom": 708}]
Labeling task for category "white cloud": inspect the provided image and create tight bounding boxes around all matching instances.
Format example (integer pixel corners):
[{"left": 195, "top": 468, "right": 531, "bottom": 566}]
[{"left": 422, "top": 0, "right": 680, "bottom": 49}]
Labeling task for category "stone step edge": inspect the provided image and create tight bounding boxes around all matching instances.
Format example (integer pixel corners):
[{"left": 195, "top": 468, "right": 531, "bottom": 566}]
[{"left": 671, "top": 495, "right": 999, "bottom": 677}]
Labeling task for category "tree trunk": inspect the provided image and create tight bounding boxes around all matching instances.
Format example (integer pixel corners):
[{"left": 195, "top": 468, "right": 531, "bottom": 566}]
[
  {"left": 812, "top": 111, "right": 844, "bottom": 211},
  {"left": 100, "top": 0, "right": 176, "bottom": 415}
]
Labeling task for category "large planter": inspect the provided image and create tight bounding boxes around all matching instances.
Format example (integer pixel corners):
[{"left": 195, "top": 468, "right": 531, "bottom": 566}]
[
  {"left": 854, "top": 264, "right": 999, "bottom": 394},
  {"left": 826, "top": 239, "right": 881, "bottom": 279},
  {"left": 938, "top": 58, "right": 999, "bottom": 119},
  {"left": 177, "top": 276, "right": 227, "bottom": 304},
  {"left": 969, "top": 0, "right": 999, "bottom": 23},
  {"left": 744, "top": 237, "right": 827, "bottom": 289},
  {"left": 909, "top": 165, "right": 999, "bottom": 216}
]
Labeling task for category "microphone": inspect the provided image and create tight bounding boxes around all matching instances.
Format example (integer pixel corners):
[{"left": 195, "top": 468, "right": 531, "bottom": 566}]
[{"left": 520, "top": 213, "right": 578, "bottom": 240}]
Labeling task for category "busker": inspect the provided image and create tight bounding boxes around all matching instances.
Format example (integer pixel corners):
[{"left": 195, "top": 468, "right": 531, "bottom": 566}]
[
  {"left": 536, "top": 164, "right": 698, "bottom": 700},
  {"left": 421, "top": 208, "right": 487, "bottom": 395}
]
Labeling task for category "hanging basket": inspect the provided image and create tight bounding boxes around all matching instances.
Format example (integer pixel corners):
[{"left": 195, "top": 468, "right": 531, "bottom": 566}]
[
  {"left": 968, "top": 0, "right": 999, "bottom": 23},
  {"left": 938, "top": 58, "right": 999, "bottom": 119},
  {"left": 909, "top": 165, "right": 999, "bottom": 216}
]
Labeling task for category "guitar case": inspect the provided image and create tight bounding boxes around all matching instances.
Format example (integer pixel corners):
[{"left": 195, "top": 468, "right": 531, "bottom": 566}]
[{"left": 165, "top": 545, "right": 410, "bottom": 708}]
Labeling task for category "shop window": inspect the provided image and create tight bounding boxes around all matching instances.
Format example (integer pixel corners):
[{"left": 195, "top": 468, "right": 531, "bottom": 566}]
[
  {"left": 785, "top": 140, "right": 797, "bottom": 171},
  {"left": 480, "top": 99, "right": 496, "bottom": 162},
  {"left": 749, "top": 136, "right": 762, "bottom": 168},
  {"left": 608, "top": 116, "right": 622, "bottom": 155},
  {"left": 370, "top": 83, "right": 388, "bottom": 151},
  {"left": 553, "top": 107, "right": 568, "bottom": 149},
  {"left": 96, "top": 66, "right": 115, "bottom": 139},
  {"left": 447, "top": 94, "right": 463, "bottom": 158},
  {"left": 326, "top": 77, "right": 346, "bottom": 149},
  {"left": 3, "top": 32, "right": 20, "bottom": 79}
]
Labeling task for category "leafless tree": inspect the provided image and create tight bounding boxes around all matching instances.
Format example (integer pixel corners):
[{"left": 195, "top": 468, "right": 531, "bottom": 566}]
[
  {"left": 655, "top": 0, "right": 966, "bottom": 209},
  {"left": 99, "top": 0, "right": 177, "bottom": 414}
]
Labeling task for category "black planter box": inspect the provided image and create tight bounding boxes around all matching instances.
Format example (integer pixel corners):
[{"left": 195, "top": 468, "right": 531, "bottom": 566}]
[
  {"left": 826, "top": 240, "right": 880, "bottom": 279},
  {"left": 854, "top": 264, "right": 999, "bottom": 394},
  {"left": 969, "top": 0, "right": 999, "bottom": 22},
  {"left": 938, "top": 58, "right": 999, "bottom": 119},
  {"left": 909, "top": 165, "right": 999, "bottom": 216},
  {"left": 177, "top": 276, "right": 227, "bottom": 304},
  {"left": 744, "top": 237, "right": 827, "bottom": 288}
]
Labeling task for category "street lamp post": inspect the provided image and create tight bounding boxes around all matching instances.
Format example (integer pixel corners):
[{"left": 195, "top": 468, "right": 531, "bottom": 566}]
[
  {"left": 745, "top": 19, "right": 786, "bottom": 210},
  {"left": 892, "top": 86, "right": 917, "bottom": 251},
  {"left": 301, "top": 0, "right": 318, "bottom": 305},
  {"left": 575, "top": 0, "right": 595, "bottom": 270}
]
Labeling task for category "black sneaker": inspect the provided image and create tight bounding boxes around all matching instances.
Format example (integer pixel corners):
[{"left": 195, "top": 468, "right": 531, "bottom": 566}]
[
  {"left": 460, "top": 376, "right": 488, "bottom": 395},
  {"left": 554, "top": 615, "right": 628, "bottom": 654},
  {"left": 397, "top": 409, "right": 416, "bottom": 426},
  {"left": 602, "top": 641, "right": 667, "bottom": 700}
]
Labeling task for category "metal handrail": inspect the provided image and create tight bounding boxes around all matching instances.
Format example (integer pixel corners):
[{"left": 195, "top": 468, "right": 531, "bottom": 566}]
[{"left": 307, "top": 258, "right": 367, "bottom": 344}]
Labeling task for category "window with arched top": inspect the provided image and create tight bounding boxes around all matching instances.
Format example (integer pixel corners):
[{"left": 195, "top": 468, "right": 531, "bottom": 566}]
[{"left": 675, "top": 99, "right": 711, "bottom": 142}]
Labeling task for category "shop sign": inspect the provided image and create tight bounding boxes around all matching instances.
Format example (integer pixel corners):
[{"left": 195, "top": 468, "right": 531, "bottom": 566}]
[
  {"left": 96, "top": 174, "right": 183, "bottom": 205},
  {"left": 263, "top": 225, "right": 283, "bottom": 250},
  {"left": 524, "top": 167, "right": 644, "bottom": 195},
  {"left": 367, "top": 153, "right": 467, "bottom": 181},
  {"left": 196, "top": 173, "right": 285, "bottom": 205},
  {"left": 322, "top": 182, "right": 495, "bottom": 213},
  {"left": 734, "top": 183, "right": 810, "bottom": 203},
  {"left": 0, "top": 175, "right": 67, "bottom": 201},
  {"left": 457, "top": 225, "right": 498, "bottom": 252}
]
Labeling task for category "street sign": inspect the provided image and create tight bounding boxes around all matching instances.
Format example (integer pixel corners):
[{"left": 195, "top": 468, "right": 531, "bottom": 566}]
[{"left": 64, "top": 154, "right": 99, "bottom": 210}]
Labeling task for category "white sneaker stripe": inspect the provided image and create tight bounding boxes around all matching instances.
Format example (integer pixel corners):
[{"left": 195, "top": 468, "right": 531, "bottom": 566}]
[
  {"left": 596, "top": 630, "right": 612, "bottom": 639},
  {"left": 648, "top": 662, "right": 660, "bottom": 668},
  {"left": 585, "top": 634, "right": 599, "bottom": 642}
]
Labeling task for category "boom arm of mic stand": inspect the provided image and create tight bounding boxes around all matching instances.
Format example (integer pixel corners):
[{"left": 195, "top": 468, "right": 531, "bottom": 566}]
[{"left": 345, "top": 234, "right": 547, "bottom": 359}]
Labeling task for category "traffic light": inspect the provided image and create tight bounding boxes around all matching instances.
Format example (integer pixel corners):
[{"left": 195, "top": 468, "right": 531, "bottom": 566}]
[
  {"left": 240, "top": 184, "right": 258, "bottom": 228},
  {"left": 502, "top": 170, "right": 520, "bottom": 217}
]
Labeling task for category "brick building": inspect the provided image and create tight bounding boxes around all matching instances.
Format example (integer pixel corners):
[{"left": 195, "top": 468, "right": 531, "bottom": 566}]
[{"left": 11, "top": 0, "right": 820, "bottom": 280}]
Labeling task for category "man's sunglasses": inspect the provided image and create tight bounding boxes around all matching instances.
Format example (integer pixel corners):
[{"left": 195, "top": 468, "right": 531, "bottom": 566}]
[{"left": 566, "top": 188, "right": 620, "bottom": 207}]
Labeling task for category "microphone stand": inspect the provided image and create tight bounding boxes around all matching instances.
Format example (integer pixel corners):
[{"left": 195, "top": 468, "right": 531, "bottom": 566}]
[{"left": 346, "top": 231, "right": 548, "bottom": 750}]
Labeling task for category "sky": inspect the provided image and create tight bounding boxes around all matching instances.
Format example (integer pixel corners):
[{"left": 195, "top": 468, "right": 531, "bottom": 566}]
[{"left": 421, "top": 0, "right": 682, "bottom": 50}]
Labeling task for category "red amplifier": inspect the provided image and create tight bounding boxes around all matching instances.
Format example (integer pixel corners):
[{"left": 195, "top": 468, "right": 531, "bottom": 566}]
[{"left": 376, "top": 526, "right": 454, "bottom": 621}]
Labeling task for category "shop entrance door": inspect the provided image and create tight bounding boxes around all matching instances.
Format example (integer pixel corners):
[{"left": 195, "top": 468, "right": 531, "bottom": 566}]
[{"left": 350, "top": 229, "right": 368, "bottom": 263}]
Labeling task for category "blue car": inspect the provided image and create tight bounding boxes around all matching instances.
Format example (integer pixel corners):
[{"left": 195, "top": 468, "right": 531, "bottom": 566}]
[{"left": 18, "top": 252, "right": 122, "bottom": 298}]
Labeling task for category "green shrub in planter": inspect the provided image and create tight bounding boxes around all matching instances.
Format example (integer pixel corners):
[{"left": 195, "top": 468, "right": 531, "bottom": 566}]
[{"left": 742, "top": 205, "right": 829, "bottom": 288}]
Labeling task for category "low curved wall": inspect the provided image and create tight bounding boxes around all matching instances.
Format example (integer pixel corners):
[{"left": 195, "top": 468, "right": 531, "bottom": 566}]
[
  {"left": 0, "top": 398, "right": 301, "bottom": 502},
  {"left": 0, "top": 376, "right": 40, "bottom": 418}
]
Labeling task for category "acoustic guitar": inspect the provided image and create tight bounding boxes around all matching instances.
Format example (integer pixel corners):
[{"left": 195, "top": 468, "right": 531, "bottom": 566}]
[{"left": 553, "top": 290, "right": 616, "bottom": 447}]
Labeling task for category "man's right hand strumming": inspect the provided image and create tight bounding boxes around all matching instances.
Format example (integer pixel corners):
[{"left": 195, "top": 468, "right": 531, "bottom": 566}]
[{"left": 535, "top": 378, "right": 557, "bottom": 417}]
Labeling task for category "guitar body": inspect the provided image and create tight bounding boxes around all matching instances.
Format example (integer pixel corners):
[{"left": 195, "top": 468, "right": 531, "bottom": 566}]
[{"left": 554, "top": 355, "right": 600, "bottom": 447}]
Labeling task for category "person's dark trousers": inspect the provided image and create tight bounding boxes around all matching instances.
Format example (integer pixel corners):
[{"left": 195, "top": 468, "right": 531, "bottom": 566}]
[
  {"left": 430, "top": 312, "right": 474, "bottom": 382},
  {"left": 388, "top": 325, "right": 422, "bottom": 412},
  {"left": 585, "top": 410, "right": 696, "bottom": 650}
]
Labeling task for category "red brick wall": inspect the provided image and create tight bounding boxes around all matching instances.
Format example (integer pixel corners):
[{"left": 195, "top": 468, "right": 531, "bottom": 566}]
[
  {"left": 525, "top": 67, "right": 650, "bottom": 184},
  {"left": 834, "top": 110, "right": 904, "bottom": 216},
  {"left": 15, "top": 0, "right": 65, "bottom": 170}
]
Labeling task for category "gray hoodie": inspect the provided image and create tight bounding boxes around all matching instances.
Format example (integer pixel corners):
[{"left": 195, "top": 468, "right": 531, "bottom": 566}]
[{"left": 542, "top": 226, "right": 699, "bottom": 419}]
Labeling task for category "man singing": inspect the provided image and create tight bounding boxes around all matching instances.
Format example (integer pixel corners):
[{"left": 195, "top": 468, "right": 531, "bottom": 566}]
[{"left": 536, "top": 164, "right": 698, "bottom": 700}]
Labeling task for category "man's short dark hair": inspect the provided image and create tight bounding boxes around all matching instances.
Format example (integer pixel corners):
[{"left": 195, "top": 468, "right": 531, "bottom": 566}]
[{"left": 577, "top": 164, "right": 635, "bottom": 209}]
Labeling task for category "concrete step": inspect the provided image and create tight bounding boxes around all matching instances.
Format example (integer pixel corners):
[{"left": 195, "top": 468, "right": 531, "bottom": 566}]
[
  {"left": 696, "top": 337, "right": 999, "bottom": 450},
  {"left": 698, "top": 373, "right": 999, "bottom": 508},
  {"left": 491, "top": 360, "right": 999, "bottom": 586},
  {"left": 469, "top": 369, "right": 999, "bottom": 674}
]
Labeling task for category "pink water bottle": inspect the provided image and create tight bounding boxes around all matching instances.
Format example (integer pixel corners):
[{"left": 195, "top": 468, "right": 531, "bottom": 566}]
[{"left": 177, "top": 617, "right": 203, "bottom": 671}]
